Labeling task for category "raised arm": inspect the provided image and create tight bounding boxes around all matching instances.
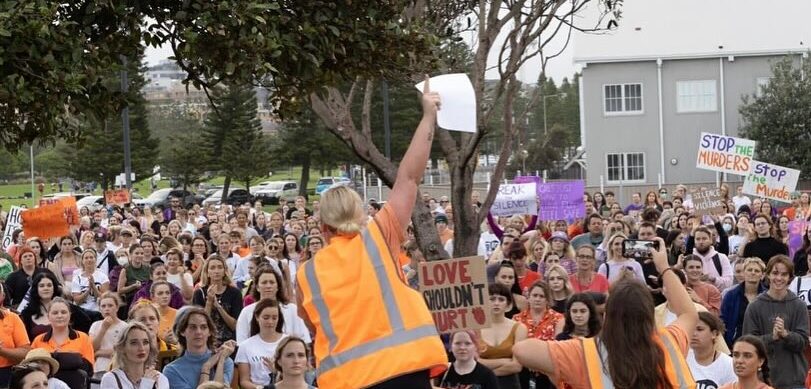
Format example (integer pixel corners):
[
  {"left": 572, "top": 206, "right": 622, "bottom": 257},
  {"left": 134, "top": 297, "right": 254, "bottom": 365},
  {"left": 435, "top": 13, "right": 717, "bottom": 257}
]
[
  {"left": 387, "top": 76, "right": 440, "bottom": 230},
  {"left": 652, "top": 237, "right": 698, "bottom": 334}
]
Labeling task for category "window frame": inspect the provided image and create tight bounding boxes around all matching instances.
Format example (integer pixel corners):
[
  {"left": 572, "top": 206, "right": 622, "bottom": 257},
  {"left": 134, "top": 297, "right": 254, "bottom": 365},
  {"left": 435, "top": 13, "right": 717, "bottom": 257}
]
[
  {"left": 755, "top": 77, "right": 771, "bottom": 98},
  {"left": 675, "top": 79, "right": 718, "bottom": 113},
  {"left": 605, "top": 152, "right": 646, "bottom": 184},
  {"left": 602, "top": 82, "right": 644, "bottom": 116}
]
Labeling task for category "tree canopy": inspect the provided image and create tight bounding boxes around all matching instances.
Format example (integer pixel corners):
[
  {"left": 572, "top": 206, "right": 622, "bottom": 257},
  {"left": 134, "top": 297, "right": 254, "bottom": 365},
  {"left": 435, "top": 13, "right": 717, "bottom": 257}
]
[
  {"left": 0, "top": 0, "right": 439, "bottom": 149},
  {"left": 740, "top": 57, "right": 811, "bottom": 177}
]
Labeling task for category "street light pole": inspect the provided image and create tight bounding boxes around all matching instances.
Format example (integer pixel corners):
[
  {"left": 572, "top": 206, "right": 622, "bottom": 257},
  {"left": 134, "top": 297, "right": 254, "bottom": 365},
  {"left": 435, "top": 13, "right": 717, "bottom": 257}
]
[{"left": 542, "top": 92, "right": 567, "bottom": 135}]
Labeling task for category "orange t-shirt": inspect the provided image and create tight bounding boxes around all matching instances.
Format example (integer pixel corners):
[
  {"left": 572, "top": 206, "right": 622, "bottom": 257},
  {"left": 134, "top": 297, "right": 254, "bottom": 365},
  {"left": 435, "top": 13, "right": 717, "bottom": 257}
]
[
  {"left": 158, "top": 307, "right": 177, "bottom": 339},
  {"left": 373, "top": 204, "right": 406, "bottom": 260},
  {"left": 548, "top": 324, "right": 689, "bottom": 389},
  {"left": 32, "top": 329, "right": 95, "bottom": 368},
  {"left": 0, "top": 310, "right": 30, "bottom": 367}
]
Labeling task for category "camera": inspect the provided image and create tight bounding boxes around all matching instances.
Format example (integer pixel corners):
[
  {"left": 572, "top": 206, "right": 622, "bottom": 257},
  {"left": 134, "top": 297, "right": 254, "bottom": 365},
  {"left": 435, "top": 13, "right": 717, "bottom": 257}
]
[{"left": 622, "top": 239, "right": 659, "bottom": 259}]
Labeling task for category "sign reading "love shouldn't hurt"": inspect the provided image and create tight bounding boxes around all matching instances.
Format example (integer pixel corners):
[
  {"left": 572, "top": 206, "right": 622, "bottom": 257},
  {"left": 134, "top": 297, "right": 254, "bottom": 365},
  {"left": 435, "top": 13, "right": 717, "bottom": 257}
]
[
  {"left": 743, "top": 161, "right": 800, "bottom": 203},
  {"left": 696, "top": 132, "right": 755, "bottom": 176},
  {"left": 419, "top": 256, "right": 491, "bottom": 334}
]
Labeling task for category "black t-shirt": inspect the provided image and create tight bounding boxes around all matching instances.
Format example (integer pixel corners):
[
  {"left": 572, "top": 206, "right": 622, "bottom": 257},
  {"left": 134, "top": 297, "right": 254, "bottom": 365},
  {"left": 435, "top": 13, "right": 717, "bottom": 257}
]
[
  {"left": 192, "top": 285, "right": 243, "bottom": 346},
  {"left": 436, "top": 362, "right": 499, "bottom": 389},
  {"left": 742, "top": 236, "right": 788, "bottom": 263}
]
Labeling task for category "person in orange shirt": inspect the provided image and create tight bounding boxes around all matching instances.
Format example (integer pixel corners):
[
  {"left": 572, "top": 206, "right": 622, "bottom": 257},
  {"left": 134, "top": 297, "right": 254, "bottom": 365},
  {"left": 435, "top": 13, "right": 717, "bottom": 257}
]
[
  {"left": 0, "top": 283, "right": 32, "bottom": 387},
  {"left": 514, "top": 237, "right": 698, "bottom": 388},
  {"left": 435, "top": 214, "right": 454, "bottom": 245},
  {"left": 681, "top": 255, "right": 722, "bottom": 315},
  {"left": 30, "top": 297, "right": 95, "bottom": 370}
]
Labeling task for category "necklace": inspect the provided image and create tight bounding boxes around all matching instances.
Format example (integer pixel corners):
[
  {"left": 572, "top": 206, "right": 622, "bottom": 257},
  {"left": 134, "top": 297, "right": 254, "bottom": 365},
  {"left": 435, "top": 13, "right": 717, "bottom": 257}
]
[{"left": 577, "top": 273, "right": 594, "bottom": 289}]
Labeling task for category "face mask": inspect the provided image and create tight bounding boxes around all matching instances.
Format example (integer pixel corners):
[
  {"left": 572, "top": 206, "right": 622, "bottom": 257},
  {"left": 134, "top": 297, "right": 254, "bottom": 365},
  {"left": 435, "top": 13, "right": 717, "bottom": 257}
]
[{"left": 723, "top": 223, "right": 733, "bottom": 233}]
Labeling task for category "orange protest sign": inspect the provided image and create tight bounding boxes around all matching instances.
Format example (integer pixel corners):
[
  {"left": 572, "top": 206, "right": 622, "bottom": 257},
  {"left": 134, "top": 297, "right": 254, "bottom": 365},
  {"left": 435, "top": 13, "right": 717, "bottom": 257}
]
[
  {"left": 105, "top": 189, "right": 131, "bottom": 206},
  {"left": 22, "top": 201, "right": 70, "bottom": 239},
  {"left": 60, "top": 197, "right": 80, "bottom": 226}
]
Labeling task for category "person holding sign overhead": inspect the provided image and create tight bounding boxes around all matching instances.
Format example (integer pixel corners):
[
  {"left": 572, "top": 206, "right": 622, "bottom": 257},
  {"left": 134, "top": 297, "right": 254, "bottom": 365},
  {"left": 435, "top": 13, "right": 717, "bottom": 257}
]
[{"left": 296, "top": 76, "right": 447, "bottom": 389}]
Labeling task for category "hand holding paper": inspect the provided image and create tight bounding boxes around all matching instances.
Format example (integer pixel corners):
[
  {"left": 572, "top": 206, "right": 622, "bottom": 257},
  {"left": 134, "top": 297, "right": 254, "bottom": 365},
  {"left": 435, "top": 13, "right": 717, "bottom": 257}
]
[
  {"left": 415, "top": 73, "right": 477, "bottom": 133},
  {"left": 420, "top": 74, "right": 441, "bottom": 118}
]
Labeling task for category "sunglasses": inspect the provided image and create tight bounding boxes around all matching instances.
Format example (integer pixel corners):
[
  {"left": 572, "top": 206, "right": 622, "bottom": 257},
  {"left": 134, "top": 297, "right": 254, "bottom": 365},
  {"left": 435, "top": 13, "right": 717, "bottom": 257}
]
[{"left": 267, "top": 245, "right": 279, "bottom": 250}]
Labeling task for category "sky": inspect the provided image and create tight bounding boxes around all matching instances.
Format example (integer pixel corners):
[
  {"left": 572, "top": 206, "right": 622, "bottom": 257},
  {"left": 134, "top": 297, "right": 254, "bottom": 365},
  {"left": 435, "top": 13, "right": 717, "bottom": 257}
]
[{"left": 144, "top": 5, "right": 581, "bottom": 85}]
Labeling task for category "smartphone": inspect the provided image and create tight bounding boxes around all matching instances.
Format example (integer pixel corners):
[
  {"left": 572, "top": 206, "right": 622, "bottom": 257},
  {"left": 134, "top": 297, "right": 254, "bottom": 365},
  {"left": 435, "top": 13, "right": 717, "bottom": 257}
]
[{"left": 622, "top": 239, "right": 660, "bottom": 259}]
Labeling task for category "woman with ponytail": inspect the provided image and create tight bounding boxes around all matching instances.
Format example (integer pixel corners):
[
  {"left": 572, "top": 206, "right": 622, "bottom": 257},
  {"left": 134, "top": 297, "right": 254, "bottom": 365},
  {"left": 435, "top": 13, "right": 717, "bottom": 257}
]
[{"left": 514, "top": 237, "right": 698, "bottom": 388}]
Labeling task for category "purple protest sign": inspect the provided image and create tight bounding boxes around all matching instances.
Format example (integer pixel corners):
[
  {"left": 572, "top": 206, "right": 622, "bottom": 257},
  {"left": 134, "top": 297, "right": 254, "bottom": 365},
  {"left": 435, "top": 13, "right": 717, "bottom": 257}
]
[
  {"left": 788, "top": 220, "right": 807, "bottom": 259},
  {"left": 538, "top": 180, "right": 585, "bottom": 221}
]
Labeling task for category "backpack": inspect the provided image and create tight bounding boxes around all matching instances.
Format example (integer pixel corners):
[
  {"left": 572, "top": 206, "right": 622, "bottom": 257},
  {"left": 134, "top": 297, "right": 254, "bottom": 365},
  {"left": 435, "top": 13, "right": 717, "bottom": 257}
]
[{"left": 711, "top": 254, "right": 722, "bottom": 276}]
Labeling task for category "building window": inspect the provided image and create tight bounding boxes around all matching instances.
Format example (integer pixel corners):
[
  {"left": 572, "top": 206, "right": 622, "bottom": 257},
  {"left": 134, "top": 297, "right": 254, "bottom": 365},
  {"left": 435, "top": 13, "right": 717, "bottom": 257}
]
[
  {"left": 606, "top": 152, "right": 645, "bottom": 183},
  {"left": 603, "top": 83, "right": 643, "bottom": 114},
  {"left": 756, "top": 77, "right": 771, "bottom": 97},
  {"left": 676, "top": 80, "right": 717, "bottom": 113}
]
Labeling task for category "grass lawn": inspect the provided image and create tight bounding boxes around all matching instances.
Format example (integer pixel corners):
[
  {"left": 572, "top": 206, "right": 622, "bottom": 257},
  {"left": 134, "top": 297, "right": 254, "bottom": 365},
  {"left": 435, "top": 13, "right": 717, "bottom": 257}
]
[{"left": 0, "top": 166, "right": 328, "bottom": 210}]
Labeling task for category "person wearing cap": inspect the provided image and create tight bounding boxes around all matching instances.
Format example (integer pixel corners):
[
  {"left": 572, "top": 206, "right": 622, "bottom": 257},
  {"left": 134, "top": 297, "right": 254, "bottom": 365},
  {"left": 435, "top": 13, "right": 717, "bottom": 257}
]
[
  {"left": 539, "top": 231, "right": 577, "bottom": 276},
  {"left": 17, "top": 348, "right": 69, "bottom": 389},
  {"left": 120, "top": 228, "right": 137, "bottom": 251},
  {"left": 0, "top": 283, "right": 31, "bottom": 386},
  {"left": 93, "top": 231, "right": 119, "bottom": 278},
  {"left": 435, "top": 214, "right": 454, "bottom": 245}
]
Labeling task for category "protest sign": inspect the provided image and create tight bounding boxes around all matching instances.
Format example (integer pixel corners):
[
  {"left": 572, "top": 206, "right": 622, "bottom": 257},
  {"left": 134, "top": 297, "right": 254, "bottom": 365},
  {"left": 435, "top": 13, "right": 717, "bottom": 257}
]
[
  {"left": 105, "top": 189, "right": 131, "bottom": 206},
  {"left": 538, "top": 180, "right": 585, "bottom": 221},
  {"left": 414, "top": 74, "right": 476, "bottom": 133},
  {"left": 419, "top": 256, "right": 491, "bottom": 334},
  {"left": 491, "top": 183, "right": 538, "bottom": 217},
  {"left": 696, "top": 132, "right": 755, "bottom": 176},
  {"left": 38, "top": 198, "right": 59, "bottom": 207},
  {"left": 22, "top": 201, "right": 70, "bottom": 239},
  {"left": 742, "top": 161, "right": 800, "bottom": 203},
  {"left": 1, "top": 206, "right": 24, "bottom": 251},
  {"left": 788, "top": 220, "right": 807, "bottom": 258},
  {"left": 689, "top": 188, "right": 725, "bottom": 216}
]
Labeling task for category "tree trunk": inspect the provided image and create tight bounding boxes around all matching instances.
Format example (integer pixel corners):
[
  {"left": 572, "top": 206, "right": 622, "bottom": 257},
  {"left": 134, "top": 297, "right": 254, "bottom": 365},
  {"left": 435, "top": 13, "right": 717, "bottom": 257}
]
[
  {"left": 299, "top": 156, "right": 311, "bottom": 197},
  {"left": 221, "top": 175, "right": 231, "bottom": 204},
  {"left": 451, "top": 163, "right": 480, "bottom": 257}
]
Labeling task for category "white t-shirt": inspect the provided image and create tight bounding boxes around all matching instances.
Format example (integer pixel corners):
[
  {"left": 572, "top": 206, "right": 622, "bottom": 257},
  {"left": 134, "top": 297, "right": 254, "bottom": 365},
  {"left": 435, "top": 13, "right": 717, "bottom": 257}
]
[
  {"left": 235, "top": 334, "right": 288, "bottom": 385},
  {"left": 235, "top": 301, "right": 311, "bottom": 344},
  {"left": 732, "top": 195, "right": 751, "bottom": 213},
  {"left": 597, "top": 259, "right": 646, "bottom": 284},
  {"left": 166, "top": 271, "right": 193, "bottom": 290},
  {"left": 477, "top": 232, "right": 500, "bottom": 259},
  {"left": 71, "top": 270, "right": 110, "bottom": 312},
  {"left": 233, "top": 256, "right": 282, "bottom": 283},
  {"left": 100, "top": 369, "right": 170, "bottom": 389},
  {"left": 88, "top": 319, "right": 128, "bottom": 372},
  {"left": 789, "top": 275, "right": 811, "bottom": 307},
  {"left": 686, "top": 349, "right": 736, "bottom": 389}
]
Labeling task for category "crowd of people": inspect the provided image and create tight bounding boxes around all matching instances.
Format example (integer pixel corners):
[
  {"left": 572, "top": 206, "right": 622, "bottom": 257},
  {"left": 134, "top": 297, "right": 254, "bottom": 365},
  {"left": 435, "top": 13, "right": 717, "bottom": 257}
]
[{"left": 0, "top": 81, "right": 808, "bottom": 389}]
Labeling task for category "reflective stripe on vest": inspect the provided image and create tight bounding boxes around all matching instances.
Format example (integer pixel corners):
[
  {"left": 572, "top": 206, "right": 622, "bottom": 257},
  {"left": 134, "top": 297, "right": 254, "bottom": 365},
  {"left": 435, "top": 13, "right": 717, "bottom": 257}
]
[
  {"left": 582, "top": 331, "right": 694, "bottom": 389},
  {"left": 305, "top": 227, "right": 440, "bottom": 377}
]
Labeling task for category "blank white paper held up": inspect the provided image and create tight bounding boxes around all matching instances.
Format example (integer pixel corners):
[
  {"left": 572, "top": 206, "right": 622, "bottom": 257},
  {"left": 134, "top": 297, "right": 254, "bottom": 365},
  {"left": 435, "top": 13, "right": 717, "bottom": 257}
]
[{"left": 415, "top": 73, "right": 477, "bottom": 133}]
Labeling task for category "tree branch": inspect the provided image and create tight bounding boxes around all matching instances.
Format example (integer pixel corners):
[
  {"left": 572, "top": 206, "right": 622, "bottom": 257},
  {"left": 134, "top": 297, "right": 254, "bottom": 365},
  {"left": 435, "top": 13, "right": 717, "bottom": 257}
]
[{"left": 361, "top": 79, "right": 374, "bottom": 139}]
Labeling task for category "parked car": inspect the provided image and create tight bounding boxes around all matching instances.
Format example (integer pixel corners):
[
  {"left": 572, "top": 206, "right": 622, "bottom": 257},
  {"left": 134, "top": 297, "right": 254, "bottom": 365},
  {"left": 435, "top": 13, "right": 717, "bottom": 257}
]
[
  {"left": 75, "top": 195, "right": 105, "bottom": 212},
  {"left": 134, "top": 188, "right": 201, "bottom": 209},
  {"left": 202, "top": 187, "right": 254, "bottom": 207},
  {"left": 315, "top": 177, "right": 351, "bottom": 195},
  {"left": 252, "top": 181, "right": 298, "bottom": 205}
]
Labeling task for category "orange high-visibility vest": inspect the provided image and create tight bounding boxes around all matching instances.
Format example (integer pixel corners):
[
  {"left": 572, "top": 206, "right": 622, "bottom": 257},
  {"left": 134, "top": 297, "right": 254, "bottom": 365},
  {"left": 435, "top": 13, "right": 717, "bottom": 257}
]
[
  {"left": 297, "top": 220, "right": 448, "bottom": 389},
  {"left": 580, "top": 329, "right": 695, "bottom": 389}
]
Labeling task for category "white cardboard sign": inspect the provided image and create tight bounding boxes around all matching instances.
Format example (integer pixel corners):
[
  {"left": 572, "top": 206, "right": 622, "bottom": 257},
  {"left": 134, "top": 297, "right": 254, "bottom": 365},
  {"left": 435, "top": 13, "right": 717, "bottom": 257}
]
[{"left": 415, "top": 74, "right": 477, "bottom": 133}]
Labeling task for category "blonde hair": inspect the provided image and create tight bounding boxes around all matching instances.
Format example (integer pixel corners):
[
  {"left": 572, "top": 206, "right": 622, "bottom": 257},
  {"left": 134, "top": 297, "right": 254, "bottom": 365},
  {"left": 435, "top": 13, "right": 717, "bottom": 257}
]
[
  {"left": 742, "top": 257, "right": 766, "bottom": 272},
  {"left": 544, "top": 264, "right": 574, "bottom": 297},
  {"left": 319, "top": 186, "right": 365, "bottom": 235},
  {"left": 113, "top": 322, "right": 158, "bottom": 370}
]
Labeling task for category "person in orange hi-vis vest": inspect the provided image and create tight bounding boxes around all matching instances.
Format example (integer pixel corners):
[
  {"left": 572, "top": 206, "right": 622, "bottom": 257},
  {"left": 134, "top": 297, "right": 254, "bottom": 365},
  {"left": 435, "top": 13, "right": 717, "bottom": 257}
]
[
  {"left": 514, "top": 237, "right": 699, "bottom": 389},
  {"left": 296, "top": 76, "right": 447, "bottom": 389}
]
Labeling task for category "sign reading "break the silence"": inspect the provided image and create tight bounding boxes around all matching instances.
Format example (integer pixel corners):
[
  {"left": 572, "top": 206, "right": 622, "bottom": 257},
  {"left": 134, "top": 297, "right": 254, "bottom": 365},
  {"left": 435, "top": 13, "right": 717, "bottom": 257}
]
[{"left": 419, "top": 256, "right": 491, "bottom": 334}]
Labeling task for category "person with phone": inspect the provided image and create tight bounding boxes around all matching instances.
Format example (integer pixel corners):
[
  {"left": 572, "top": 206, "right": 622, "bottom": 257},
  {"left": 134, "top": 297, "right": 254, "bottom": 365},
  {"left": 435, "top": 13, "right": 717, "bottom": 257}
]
[
  {"left": 514, "top": 237, "right": 698, "bottom": 388},
  {"left": 597, "top": 233, "right": 645, "bottom": 284}
]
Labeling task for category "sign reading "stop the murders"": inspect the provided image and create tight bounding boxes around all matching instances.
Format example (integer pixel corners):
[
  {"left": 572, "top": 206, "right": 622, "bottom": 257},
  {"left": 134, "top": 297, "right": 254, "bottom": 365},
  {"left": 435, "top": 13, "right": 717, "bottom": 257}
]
[
  {"left": 419, "top": 256, "right": 491, "bottom": 334},
  {"left": 743, "top": 160, "right": 800, "bottom": 203},
  {"left": 696, "top": 132, "right": 755, "bottom": 176}
]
